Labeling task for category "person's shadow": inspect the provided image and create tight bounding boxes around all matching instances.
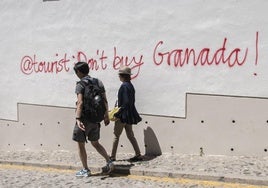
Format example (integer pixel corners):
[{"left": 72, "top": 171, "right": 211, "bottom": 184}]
[{"left": 143, "top": 126, "right": 162, "bottom": 160}]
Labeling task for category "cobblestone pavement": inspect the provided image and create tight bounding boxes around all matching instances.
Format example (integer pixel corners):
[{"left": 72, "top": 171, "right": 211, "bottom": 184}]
[
  {"left": 0, "top": 150, "right": 267, "bottom": 187},
  {"left": 0, "top": 164, "right": 218, "bottom": 188}
]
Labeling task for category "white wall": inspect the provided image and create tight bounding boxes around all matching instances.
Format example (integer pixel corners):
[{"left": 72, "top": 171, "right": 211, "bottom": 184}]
[{"left": 1, "top": 0, "right": 268, "bottom": 120}]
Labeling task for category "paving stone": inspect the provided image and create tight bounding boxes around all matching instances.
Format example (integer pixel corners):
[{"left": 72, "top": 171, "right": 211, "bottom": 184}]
[{"left": 0, "top": 150, "right": 267, "bottom": 186}]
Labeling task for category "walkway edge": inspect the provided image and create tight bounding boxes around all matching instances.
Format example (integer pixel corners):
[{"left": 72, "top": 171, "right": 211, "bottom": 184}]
[{"left": 0, "top": 160, "right": 267, "bottom": 186}]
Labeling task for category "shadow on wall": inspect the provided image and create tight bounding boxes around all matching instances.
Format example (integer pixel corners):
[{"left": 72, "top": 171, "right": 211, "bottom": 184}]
[{"left": 144, "top": 126, "right": 162, "bottom": 156}]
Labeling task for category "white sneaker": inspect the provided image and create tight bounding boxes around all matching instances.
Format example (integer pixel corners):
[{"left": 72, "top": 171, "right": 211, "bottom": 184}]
[{"left": 76, "top": 169, "right": 91, "bottom": 177}]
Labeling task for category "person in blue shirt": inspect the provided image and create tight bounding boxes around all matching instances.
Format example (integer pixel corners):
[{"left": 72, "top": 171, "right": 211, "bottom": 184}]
[{"left": 110, "top": 66, "right": 143, "bottom": 162}]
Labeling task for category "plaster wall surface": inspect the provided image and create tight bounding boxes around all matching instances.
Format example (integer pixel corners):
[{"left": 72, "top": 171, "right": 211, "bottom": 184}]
[{"left": 1, "top": 93, "right": 267, "bottom": 156}]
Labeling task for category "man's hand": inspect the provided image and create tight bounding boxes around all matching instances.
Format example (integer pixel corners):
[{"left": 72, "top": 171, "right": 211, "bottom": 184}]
[
  {"left": 104, "top": 113, "right": 110, "bottom": 126},
  {"left": 76, "top": 119, "right": 85, "bottom": 131}
]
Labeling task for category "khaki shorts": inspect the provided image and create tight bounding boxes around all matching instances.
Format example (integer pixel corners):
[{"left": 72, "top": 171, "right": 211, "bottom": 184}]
[{"left": 72, "top": 120, "right": 100, "bottom": 142}]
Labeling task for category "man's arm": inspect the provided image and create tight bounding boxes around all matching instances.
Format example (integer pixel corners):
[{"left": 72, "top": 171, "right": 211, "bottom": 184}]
[{"left": 76, "top": 93, "right": 85, "bottom": 131}]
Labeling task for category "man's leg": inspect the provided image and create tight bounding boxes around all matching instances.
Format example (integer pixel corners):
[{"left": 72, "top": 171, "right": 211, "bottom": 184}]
[
  {"left": 91, "top": 140, "right": 115, "bottom": 173},
  {"left": 78, "top": 142, "right": 89, "bottom": 169},
  {"left": 91, "top": 141, "right": 110, "bottom": 162},
  {"left": 73, "top": 122, "right": 91, "bottom": 176}
]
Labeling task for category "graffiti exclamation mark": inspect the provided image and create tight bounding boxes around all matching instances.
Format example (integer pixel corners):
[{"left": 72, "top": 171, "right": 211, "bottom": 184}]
[{"left": 254, "top": 31, "right": 259, "bottom": 76}]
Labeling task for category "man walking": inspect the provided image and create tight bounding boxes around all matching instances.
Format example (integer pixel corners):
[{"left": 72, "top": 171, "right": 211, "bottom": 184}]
[{"left": 72, "top": 61, "right": 114, "bottom": 177}]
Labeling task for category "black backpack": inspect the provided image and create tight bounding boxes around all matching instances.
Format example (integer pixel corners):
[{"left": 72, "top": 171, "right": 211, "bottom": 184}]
[{"left": 79, "top": 78, "right": 106, "bottom": 123}]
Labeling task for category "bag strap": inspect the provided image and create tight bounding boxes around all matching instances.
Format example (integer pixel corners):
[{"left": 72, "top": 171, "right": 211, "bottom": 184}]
[
  {"left": 114, "top": 100, "right": 118, "bottom": 107},
  {"left": 79, "top": 77, "right": 100, "bottom": 89},
  {"left": 90, "top": 77, "right": 99, "bottom": 87}
]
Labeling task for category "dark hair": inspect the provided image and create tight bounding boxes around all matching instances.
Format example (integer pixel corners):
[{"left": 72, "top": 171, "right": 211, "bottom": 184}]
[
  {"left": 74, "top": 62, "right": 89, "bottom": 74},
  {"left": 119, "top": 74, "right": 131, "bottom": 81}
]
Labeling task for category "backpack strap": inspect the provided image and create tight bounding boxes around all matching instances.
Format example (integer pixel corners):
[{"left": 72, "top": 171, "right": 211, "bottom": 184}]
[
  {"left": 90, "top": 78, "right": 99, "bottom": 87},
  {"left": 78, "top": 77, "right": 98, "bottom": 89},
  {"left": 80, "top": 77, "right": 107, "bottom": 104}
]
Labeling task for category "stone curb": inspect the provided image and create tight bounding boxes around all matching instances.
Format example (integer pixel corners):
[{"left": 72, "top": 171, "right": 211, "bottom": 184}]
[
  {"left": 0, "top": 160, "right": 267, "bottom": 186},
  {"left": 129, "top": 169, "right": 268, "bottom": 186}
]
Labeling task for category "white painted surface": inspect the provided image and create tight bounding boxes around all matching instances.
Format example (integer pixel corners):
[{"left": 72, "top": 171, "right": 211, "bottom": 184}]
[{"left": 1, "top": 0, "right": 268, "bottom": 120}]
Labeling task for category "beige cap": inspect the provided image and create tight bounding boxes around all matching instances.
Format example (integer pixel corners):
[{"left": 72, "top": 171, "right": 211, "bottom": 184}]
[{"left": 118, "top": 66, "right": 132, "bottom": 75}]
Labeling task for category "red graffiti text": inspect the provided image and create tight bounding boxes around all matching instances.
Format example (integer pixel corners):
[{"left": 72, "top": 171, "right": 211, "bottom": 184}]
[
  {"left": 20, "top": 53, "right": 70, "bottom": 75},
  {"left": 112, "top": 47, "right": 144, "bottom": 79},
  {"left": 153, "top": 32, "right": 259, "bottom": 68},
  {"left": 77, "top": 50, "right": 108, "bottom": 71}
]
